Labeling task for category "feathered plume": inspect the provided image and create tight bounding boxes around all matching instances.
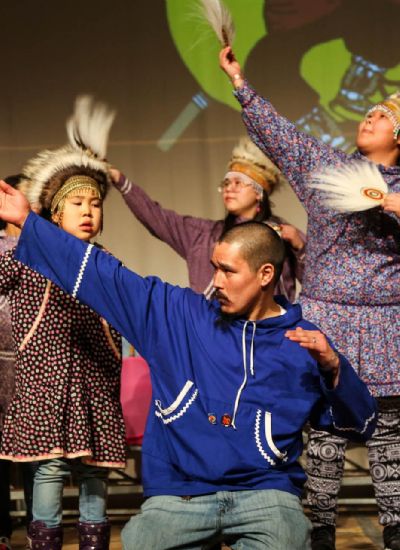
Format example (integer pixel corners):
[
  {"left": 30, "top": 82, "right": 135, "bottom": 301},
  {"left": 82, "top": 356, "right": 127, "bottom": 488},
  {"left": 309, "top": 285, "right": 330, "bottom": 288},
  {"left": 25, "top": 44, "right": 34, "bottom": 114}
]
[
  {"left": 198, "top": 0, "right": 235, "bottom": 47},
  {"left": 310, "top": 161, "right": 388, "bottom": 213},
  {"left": 19, "top": 95, "right": 116, "bottom": 209},
  {"left": 229, "top": 137, "right": 287, "bottom": 190},
  {"left": 66, "top": 95, "right": 116, "bottom": 160}
]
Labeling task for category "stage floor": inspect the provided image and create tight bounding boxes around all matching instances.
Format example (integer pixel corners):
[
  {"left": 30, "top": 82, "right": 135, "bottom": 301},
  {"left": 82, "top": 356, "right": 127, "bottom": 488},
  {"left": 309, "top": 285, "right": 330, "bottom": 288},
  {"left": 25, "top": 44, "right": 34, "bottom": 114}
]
[{"left": 9, "top": 512, "right": 385, "bottom": 550}]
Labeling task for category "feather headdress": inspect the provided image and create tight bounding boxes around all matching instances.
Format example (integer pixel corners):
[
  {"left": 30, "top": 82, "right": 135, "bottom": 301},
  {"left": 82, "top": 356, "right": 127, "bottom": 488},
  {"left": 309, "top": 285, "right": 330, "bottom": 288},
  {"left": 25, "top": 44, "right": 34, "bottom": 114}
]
[
  {"left": 66, "top": 95, "right": 115, "bottom": 160},
  {"left": 19, "top": 96, "right": 115, "bottom": 211},
  {"left": 311, "top": 161, "right": 388, "bottom": 212},
  {"left": 227, "top": 137, "right": 287, "bottom": 193},
  {"left": 198, "top": 0, "right": 235, "bottom": 47}
]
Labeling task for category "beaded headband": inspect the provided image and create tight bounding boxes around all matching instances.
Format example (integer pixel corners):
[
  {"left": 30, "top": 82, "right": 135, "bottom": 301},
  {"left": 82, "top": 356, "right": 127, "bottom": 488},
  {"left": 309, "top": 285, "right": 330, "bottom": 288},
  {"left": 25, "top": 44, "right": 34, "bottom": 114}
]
[
  {"left": 50, "top": 175, "right": 101, "bottom": 214},
  {"left": 227, "top": 137, "right": 285, "bottom": 195},
  {"left": 229, "top": 162, "right": 270, "bottom": 190},
  {"left": 223, "top": 171, "right": 264, "bottom": 195},
  {"left": 367, "top": 94, "right": 400, "bottom": 139}
]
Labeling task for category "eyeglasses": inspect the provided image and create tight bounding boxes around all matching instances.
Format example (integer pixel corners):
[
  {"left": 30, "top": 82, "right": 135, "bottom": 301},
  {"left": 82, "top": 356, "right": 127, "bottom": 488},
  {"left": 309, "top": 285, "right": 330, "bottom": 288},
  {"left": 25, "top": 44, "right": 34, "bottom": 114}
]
[{"left": 217, "top": 179, "right": 250, "bottom": 193}]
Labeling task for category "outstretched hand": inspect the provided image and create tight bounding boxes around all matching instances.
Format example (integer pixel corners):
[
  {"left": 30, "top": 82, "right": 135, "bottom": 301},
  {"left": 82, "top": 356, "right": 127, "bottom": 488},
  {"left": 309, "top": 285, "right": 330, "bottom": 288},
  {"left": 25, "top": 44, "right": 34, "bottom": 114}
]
[
  {"left": 285, "top": 327, "right": 340, "bottom": 385},
  {"left": 0, "top": 180, "right": 31, "bottom": 227},
  {"left": 219, "top": 46, "right": 244, "bottom": 88}
]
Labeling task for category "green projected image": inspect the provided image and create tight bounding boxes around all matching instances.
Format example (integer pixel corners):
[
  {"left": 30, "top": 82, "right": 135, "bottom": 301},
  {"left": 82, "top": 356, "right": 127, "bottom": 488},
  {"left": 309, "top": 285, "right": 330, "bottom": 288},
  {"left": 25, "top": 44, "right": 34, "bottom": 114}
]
[
  {"left": 166, "top": 0, "right": 266, "bottom": 111},
  {"left": 165, "top": 0, "right": 400, "bottom": 151}
]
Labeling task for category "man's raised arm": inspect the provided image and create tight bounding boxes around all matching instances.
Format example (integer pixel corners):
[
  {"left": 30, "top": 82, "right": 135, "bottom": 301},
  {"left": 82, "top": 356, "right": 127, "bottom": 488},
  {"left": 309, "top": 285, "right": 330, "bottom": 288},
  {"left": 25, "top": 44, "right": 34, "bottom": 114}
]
[{"left": 0, "top": 181, "right": 172, "bottom": 357}]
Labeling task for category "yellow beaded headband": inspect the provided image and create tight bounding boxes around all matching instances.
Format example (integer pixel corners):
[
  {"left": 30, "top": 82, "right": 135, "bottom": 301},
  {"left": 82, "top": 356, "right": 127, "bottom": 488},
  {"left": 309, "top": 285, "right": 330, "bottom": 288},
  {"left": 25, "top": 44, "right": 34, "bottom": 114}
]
[
  {"left": 229, "top": 161, "right": 269, "bottom": 189},
  {"left": 50, "top": 175, "right": 101, "bottom": 214}
]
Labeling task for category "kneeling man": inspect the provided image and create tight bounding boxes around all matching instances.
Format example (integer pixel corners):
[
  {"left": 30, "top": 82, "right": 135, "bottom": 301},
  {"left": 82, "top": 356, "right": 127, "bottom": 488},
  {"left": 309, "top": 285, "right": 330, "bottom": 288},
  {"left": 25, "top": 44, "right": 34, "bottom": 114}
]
[{"left": 0, "top": 181, "right": 377, "bottom": 550}]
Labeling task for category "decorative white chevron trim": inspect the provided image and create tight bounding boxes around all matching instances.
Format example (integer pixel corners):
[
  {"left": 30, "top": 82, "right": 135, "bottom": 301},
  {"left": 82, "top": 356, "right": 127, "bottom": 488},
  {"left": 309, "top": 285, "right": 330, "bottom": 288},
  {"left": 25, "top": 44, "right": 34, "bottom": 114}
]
[
  {"left": 72, "top": 244, "right": 93, "bottom": 298},
  {"left": 330, "top": 408, "right": 376, "bottom": 435},
  {"left": 155, "top": 388, "right": 198, "bottom": 425},
  {"left": 255, "top": 410, "right": 276, "bottom": 466}
]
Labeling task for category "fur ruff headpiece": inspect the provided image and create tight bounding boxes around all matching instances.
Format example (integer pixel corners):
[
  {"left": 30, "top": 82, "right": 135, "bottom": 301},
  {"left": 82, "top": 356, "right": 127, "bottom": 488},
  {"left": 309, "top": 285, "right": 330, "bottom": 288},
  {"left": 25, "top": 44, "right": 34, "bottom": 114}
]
[
  {"left": 366, "top": 92, "right": 400, "bottom": 138},
  {"left": 19, "top": 95, "right": 116, "bottom": 212},
  {"left": 227, "top": 137, "right": 286, "bottom": 193}
]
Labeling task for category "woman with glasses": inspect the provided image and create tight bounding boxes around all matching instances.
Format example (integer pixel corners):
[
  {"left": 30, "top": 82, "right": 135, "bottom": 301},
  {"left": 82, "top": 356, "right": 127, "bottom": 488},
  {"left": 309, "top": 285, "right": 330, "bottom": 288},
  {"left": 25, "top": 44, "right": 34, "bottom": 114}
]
[{"left": 111, "top": 137, "right": 305, "bottom": 301}]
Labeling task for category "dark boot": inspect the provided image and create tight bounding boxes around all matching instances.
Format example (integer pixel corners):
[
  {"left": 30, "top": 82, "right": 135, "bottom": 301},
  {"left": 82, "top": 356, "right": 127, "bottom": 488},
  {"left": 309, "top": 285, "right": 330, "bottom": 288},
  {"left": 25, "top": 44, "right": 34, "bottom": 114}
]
[
  {"left": 27, "top": 521, "right": 63, "bottom": 550},
  {"left": 311, "top": 525, "right": 336, "bottom": 550},
  {"left": 77, "top": 521, "right": 110, "bottom": 550},
  {"left": 384, "top": 524, "right": 400, "bottom": 550}
]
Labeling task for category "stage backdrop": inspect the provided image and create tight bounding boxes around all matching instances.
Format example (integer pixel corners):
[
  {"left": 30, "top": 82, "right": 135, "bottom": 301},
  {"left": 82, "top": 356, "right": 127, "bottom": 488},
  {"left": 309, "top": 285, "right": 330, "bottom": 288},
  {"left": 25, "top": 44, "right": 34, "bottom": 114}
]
[{"left": 0, "top": 0, "right": 399, "bottom": 286}]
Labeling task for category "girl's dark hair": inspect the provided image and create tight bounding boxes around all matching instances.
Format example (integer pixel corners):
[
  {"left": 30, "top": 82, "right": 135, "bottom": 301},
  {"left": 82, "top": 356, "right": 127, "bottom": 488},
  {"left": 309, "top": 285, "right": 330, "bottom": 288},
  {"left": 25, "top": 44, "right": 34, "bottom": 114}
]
[
  {"left": 0, "top": 174, "right": 23, "bottom": 230},
  {"left": 221, "top": 190, "right": 273, "bottom": 235}
]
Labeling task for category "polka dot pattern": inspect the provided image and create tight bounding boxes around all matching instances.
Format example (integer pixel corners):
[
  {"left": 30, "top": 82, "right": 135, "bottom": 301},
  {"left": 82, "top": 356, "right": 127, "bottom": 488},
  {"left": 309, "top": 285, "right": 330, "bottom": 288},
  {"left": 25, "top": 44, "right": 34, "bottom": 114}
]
[
  {"left": 0, "top": 235, "right": 18, "bottom": 430},
  {"left": 0, "top": 248, "right": 126, "bottom": 466}
]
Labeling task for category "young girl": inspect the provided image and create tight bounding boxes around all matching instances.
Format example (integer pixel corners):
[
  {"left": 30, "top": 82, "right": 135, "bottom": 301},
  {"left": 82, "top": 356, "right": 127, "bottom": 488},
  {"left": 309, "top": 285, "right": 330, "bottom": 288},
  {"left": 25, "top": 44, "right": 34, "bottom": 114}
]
[
  {"left": 0, "top": 98, "right": 126, "bottom": 550},
  {"left": 111, "top": 136, "right": 305, "bottom": 301},
  {"left": 220, "top": 46, "right": 400, "bottom": 550},
  {"left": 0, "top": 176, "right": 21, "bottom": 550}
]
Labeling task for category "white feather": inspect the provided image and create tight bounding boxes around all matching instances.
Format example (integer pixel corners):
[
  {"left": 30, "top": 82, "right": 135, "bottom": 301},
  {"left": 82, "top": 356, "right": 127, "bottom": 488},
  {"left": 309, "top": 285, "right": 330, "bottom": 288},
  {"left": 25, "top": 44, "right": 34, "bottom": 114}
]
[
  {"left": 198, "top": 0, "right": 235, "bottom": 46},
  {"left": 66, "top": 95, "right": 116, "bottom": 160},
  {"left": 310, "top": 161, "right": 388, "bottom": 212}
]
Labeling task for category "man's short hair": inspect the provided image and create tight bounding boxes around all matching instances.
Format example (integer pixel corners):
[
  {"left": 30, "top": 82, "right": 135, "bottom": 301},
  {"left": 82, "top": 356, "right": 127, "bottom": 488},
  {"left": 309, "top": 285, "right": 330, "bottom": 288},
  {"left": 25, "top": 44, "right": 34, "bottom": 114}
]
[{"left": 218, "top": 221, "right": 286, "bottom": 283}]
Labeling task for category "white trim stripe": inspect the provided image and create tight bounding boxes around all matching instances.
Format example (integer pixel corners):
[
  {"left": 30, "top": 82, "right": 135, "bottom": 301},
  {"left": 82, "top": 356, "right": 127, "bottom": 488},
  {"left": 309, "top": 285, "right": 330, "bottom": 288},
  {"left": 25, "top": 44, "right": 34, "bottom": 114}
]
[
  {"left": 255, "top": 410, "right": 276, "bottom": 466},
  {"left": 330, "top": 408, "right": 376, "bottom": 435},
  {"left": 101, "top": 318, "right": 121, "bottom": 361},
  {"left": 264, "top": 411, "right": 287, "bottom": 460},
  {"left": 155, "top": 389, "right": 198, "bottom": 424},
  {"left": 203, "top": 279, "right": 214, "bottom": 300},
  {"left": 72, "top": 244, "right": 94, "bottom": 298},
  {"left": 155, "top": 380, "right": 194, "bottom": 416},
  {"left": 19, "top": 280, "right": 52, "bottom": 352},
  {"left": 120, "top": 179, "right": 132, "bottom": 195},
  {"left": 0, "top": 350, "right": 15, "bottom": 360}
]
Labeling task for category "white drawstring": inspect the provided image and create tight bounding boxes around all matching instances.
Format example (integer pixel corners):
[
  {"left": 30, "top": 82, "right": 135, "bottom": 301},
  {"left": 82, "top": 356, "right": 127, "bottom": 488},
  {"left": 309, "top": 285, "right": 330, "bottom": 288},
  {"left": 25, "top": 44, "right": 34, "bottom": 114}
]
[
  {"left": 203, "top": 278, "right": 215, "bottom": 300},
  {"left": 249, "top": 322, "right": 256, "bottom": 376},
  {"left": 231, "top": 320, "right": 256, "bottom": 429}
]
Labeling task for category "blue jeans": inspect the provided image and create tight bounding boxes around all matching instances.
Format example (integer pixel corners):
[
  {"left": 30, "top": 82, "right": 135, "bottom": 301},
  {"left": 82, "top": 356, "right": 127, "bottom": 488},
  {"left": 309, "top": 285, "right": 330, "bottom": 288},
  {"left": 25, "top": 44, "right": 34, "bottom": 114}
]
[
  {"left": 33, "top": 458, "right": 109, "bottom": 527},
  {"left": 121, "top": 489, "right": 311, "bottom": 550}
]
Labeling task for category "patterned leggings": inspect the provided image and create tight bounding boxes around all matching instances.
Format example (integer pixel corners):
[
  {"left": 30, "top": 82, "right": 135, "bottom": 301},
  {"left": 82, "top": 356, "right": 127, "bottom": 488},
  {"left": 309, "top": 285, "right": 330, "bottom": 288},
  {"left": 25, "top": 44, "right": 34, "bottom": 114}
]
[{"left": 306, "top": 398, "right": 400, "bottom": 527}]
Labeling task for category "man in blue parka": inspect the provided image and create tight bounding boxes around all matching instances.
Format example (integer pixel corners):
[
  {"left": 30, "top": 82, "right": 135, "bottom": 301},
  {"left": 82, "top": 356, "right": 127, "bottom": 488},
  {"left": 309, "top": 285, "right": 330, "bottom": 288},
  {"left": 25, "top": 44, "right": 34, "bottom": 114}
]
[{"left": 0, "top": 180, "right": 377, "bottom": 550}]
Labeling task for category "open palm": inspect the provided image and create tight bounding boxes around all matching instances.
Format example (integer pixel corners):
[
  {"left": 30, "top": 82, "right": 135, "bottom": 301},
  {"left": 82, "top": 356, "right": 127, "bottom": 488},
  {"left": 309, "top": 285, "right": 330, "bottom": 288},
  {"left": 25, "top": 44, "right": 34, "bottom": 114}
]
[{"left": 0, "top": 180, "right": 30, "bottom": 227}]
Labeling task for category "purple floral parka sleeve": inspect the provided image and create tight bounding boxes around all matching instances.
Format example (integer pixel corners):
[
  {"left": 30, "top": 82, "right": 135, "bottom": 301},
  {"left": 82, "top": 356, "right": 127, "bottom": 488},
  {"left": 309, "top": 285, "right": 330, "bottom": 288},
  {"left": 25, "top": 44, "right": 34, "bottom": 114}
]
[{"left": 234, "top": 82, "right": 349, "bottom": 215}]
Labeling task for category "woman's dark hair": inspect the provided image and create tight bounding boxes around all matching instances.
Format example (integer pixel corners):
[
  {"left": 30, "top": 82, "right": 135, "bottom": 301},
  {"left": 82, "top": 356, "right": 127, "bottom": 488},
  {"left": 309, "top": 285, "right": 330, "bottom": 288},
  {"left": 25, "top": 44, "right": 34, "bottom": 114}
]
[
  {"left": 0, "top": 174, "right": 23, "bottom": 230},
  {"left": 221, "top": 190, "right": 273, "bottom": 235}
]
